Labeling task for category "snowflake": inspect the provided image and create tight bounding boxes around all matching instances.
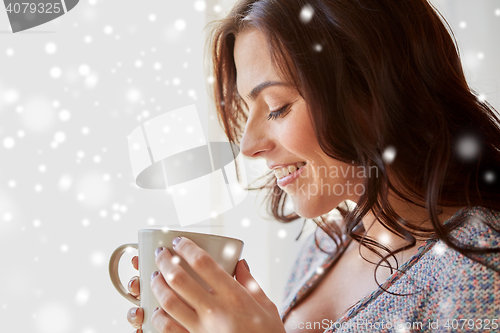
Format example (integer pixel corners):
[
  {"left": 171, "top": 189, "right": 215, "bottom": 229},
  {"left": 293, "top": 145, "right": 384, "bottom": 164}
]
[
  {"left": 382, "top": 146, "right": 396, "bottom": 164},
  {"left": 300, "top": 5, "right": 314, "bottom": 24}
]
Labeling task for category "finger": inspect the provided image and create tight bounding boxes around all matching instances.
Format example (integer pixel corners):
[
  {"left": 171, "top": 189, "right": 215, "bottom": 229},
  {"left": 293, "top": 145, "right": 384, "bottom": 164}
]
[
  {"left": 151, "top": 307, "right": 190, "bottom": 333},
  {"left": 150, "top": 271, "right": 199, "bottom": 330},
  {"left": 155, "top": 247, "right": 211, "bottom": 309},
  {"left": 132, "top": 256, "right": 139, "bottom": 270},
  {"left": 235, "top": 260, "right": 274, "bottom": 309},
  {"left": 171, "top": 237, "right": 236, "bottom": 293},
  {"left": 127, "top": 307, "right": 144, "bottom": 329},
  {"left": 128, "top": 276, "right": 140, "bottom": 297}
]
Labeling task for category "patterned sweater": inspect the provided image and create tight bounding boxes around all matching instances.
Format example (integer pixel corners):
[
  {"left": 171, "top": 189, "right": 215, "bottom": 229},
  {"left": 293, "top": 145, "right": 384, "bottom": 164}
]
[{"left": 279, "top": 206, "right": 500, "bottom": 332}]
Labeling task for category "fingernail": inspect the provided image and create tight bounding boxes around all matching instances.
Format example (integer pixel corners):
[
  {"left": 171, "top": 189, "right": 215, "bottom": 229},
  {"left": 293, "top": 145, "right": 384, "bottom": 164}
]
[
  {"left": 151, "top": 271, "right": 159, "bottom": 280},
  {"left": 128, "top": 276, "right": 138, "bottom": 291},
  {"left": 131, "top": 307, "right": 138, "bottom": 319},
  {"left": 242, "top": 259, "right": 250, "bottom": 272},
  {"left": 172, "top": 236, "right": 182, "bottom": 248},
  {"left": 155, "top": 247, "right": 164, "bottom": 257},
  {"left": 153, "top": 307, "right": 160, "bottom": 312}
]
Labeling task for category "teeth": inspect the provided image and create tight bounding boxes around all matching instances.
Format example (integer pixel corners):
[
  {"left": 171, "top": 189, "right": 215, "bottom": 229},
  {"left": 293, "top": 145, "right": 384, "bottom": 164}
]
[
  {"left": 274, "top": 162, "right": 306, "bottom": 179},
  {"left": 274, "top": 168, "right": 284, "bottom": 178}
]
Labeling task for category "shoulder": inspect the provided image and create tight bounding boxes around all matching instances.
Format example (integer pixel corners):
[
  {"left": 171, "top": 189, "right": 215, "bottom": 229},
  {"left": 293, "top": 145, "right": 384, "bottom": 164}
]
[
  {"left": 410, "top": 206, "right": 500, "bottom": 316},
  {"left": 421, "top": 206, "right": 500, "bottom": 280}
]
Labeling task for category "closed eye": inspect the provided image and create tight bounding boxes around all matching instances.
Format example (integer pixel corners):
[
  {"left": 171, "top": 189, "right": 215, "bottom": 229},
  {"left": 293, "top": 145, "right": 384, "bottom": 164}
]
[{"left": 267, "top": 104, "right": 292, "bottom": 121}]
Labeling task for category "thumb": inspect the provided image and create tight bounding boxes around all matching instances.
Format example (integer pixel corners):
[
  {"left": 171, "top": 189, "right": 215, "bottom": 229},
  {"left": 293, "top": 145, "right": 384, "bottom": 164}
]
[{"left": 235, "top": 259, "right": 271, "bottom": 307}]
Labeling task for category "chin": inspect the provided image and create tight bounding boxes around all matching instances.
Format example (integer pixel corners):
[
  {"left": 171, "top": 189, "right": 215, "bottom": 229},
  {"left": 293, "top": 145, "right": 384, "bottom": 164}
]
[
  {"left": 291, "top": 198, "right": 327, "bottom": 220},
  {"left": 291, "top": 195, "right": 344, "bottom": 220}
]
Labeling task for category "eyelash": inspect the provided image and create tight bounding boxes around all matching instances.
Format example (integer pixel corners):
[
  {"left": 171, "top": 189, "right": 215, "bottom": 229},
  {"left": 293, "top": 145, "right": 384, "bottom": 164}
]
[{"left": 267, "top": 104, "right": 292, "bottom": 121}]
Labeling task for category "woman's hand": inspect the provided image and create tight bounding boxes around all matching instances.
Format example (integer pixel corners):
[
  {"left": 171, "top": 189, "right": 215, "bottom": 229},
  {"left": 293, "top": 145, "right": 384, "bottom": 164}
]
[
  {"left": 150, "top": 237, "right": 286, "bottom": 333},
  {"left": 127, "top": 255, "right": 144, "bottom": 332}
]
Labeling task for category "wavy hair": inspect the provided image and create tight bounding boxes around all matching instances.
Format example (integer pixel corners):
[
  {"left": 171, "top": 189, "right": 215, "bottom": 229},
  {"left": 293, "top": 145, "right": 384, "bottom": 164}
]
[{"left": 204, "top": 0, "right": 500, "bottom": 294}]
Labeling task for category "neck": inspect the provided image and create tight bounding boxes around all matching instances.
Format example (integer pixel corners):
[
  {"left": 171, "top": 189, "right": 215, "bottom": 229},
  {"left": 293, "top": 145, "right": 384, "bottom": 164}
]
[{"left": 348, "top": 191, "right": 464, "bottom": 260}]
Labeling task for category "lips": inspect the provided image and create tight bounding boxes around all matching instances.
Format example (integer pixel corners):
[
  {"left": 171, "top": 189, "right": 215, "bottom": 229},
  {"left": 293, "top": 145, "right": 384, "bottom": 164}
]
[{"left": 277, "top": 162, "right": 307, "bottom": 188}]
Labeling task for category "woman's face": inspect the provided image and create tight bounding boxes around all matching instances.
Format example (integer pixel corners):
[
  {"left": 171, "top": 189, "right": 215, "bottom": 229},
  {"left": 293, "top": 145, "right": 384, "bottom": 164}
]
[{"left": 234, "top": 28, "right": 364, "bottom": 219}]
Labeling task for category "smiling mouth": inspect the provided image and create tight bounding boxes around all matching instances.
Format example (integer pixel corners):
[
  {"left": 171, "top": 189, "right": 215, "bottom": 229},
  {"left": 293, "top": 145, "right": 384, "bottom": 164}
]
[{"left": 274, "top": 162, "right": 307, "bottom": 179}]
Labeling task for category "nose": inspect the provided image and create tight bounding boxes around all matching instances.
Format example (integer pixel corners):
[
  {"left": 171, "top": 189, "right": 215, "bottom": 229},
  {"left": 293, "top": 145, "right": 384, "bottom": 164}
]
[{"left": 239, "top": 113, "right": 273, "bottom": 158}]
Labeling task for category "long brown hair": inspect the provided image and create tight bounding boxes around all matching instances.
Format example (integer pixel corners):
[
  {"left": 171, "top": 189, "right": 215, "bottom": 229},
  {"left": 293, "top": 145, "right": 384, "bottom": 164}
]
[{"left": 204, "top": 0, "right": 500, "bottom": 281}]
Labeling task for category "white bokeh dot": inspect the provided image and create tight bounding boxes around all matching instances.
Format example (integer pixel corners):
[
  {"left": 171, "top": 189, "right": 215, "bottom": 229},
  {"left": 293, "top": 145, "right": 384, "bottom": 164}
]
[
  {"left": 45, "top": 42, "right": 57, "bottom": 54},
  {"left": 76, "top": 288, "right": 90, "bottom": 305},
  {"left": 78, "top": 64, "right": 90, "bottom": 76},
  {"left": 59, "top": 109, "right": 71, "bottom": 121},
  {"left": 127, "top": 88, "right": 141, "bottom": 103},
  {"left": 61, "top": 244, "right": 69, "bottom": 252},
  {"left": 50, "top": 67, "right": 62, "bottom": 79},
  {"left": 91, "top": 252, "right": 105, "bottom": 266},
  {"left": 6, "top": 48, "right": 14, "bottom": 56},
  {"left": 81, "top": 127, "right": 90, "bottom": 135},
  {"left": 495, "top": 9, "right": 500, "bottom": 16},
  {"left": 54, "top": 131, "right": 66, "bottom": 143},
  {"left": 3, "top": 212, "right": 12, "bottom": 222},
  {"left": 84, "top": 35, "right": 92, "bottom": 43},
  {"left": 3, "top": 137, "right": 15, "bottom": 149},
  {"left": 171, "top": 255, "right": 181, "bottom": 264},
  {"left": 433, "top": 242, "right": 446, "bottom": 255},
  {"left": 148, "top": 14, "right": 156, "bottom": 22},
  {"left": 484, "top": 171, "right": 495, "bottom": 183},
  {"left": 278, "top": 229, "right": 287, "bottom": 239},
  {"left": 58, "top": 174, "right": 73, "bottom": 191},
  {"left": 459, "top": 21, "right": 467, "bottom": 29},
  {"left": 222, "top": 244, "right": 237, "bottom": 260},
  {"left": 104, "top": 25, "right": 113, "bottom": 34},
  {"left": 382, "top": 146, "right": 397, "bottom": 164},
  {"left": 456, "top": 135, "right": 480, "bottom": 161},
  {"left": 174, "top": 19, "right": 186, "bottom": 31},
  {"left": 241, "top": 218, "right": 251, "bottom": 227},
  {"left": 194, "top": 0, "right": 206, "bottom": 11},
  {"left": 300, "top": 4, "right": 314, "bottom": 24}
]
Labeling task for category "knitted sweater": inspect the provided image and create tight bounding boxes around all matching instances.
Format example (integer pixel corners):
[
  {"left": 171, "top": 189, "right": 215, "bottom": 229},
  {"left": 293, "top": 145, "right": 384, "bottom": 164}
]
[{"left": 279, "top": 206, "right": 500, "bottom": 332}]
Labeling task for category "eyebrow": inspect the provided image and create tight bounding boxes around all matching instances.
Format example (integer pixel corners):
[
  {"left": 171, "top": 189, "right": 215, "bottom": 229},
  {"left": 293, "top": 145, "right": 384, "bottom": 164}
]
[{"left": 245, "top": 81, "right": 292, "bottom": 101}]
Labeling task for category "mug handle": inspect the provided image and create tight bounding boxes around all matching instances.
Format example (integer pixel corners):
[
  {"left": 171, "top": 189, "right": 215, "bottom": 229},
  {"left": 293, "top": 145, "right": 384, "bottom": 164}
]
[{"left": 109, "top": 243, "right": 141, "bottom": 306}]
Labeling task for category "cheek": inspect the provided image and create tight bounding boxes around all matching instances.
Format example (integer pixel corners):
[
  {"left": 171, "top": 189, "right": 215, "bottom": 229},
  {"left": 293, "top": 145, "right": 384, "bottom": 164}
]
[{"left": 280, "top": 109, "right": 319, "bottom": 155}]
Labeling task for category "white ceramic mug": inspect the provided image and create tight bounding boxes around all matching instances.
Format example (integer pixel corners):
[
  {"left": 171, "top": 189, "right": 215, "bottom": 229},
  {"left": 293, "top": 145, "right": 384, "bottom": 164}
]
[{"left": 109, "top": 229, "right": 244, "bottom": 333}]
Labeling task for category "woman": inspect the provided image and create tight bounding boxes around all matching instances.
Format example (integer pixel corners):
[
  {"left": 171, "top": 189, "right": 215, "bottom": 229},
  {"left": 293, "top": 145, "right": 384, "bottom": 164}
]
[{"left": 126, "top": 0, "right": 500, "bottom": 332}]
